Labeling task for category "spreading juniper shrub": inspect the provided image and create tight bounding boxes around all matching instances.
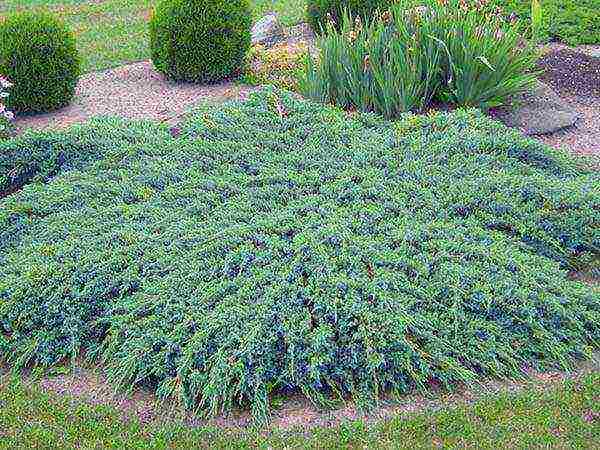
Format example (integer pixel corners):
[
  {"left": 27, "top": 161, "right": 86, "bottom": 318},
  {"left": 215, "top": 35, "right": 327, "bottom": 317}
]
[
  {"left": 0, "top": 118, "right": 171, "bottom": 199},
  {"left": 0, "top": 89, "right": 598, "bottom": 422}
]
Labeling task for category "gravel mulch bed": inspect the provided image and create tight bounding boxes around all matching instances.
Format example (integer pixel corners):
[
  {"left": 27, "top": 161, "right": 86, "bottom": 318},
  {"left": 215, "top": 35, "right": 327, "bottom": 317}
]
[
  {"left": 530, "top": 46, "right": 600, "bottom": 157},
  {"left": 537, "top": 49, "right": 600, "bottom": 102},
  {"left": 15, "top": 61, "right": 256, "bottom": 132},
  {"left": 535, "top": 102, "right": 600, "bottom": 158},
  {"left": 12, "top": 45, "right": 600, "bottom": 158}
]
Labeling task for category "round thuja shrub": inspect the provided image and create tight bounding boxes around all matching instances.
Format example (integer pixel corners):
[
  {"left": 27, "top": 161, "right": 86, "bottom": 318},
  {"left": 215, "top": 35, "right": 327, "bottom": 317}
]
[
  {"left": 0, "top": 12, "right": 80, "bottom": 114},
  {"left": 149, "top": 0, "right": 252, "bottom": 82},
  {"left": 307, "top": 0, "right": 395, "bottom": 33}
]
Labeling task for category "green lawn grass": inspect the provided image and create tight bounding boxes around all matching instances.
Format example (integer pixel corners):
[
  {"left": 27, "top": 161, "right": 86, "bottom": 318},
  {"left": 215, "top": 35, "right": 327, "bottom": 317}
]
[
  {"left": 2, "top": 1, "right": 598, "bottom": 74},
  {"left": 0, "top": 0, "right": 307, "bottom": 73},
  {"left": 490, "top": 0, "right": 600, "bottom": 46},
  {"left": 1, "top": 373, "right": 598, "bottom": 448}
]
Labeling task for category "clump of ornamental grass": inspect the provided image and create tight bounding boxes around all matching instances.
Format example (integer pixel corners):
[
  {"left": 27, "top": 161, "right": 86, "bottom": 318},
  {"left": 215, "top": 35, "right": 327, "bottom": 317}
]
[
  {"left": 300, "top": 9, "right": 442, "bottom": 117},
  {"left": 433, "top": 0, "right": 539, "bottom": 108},
  {"left": 300, "top": 0, "right": 539, "bottom": 115},
  {"left": 0, "top": 89, "right": 598, "bottom": 423}
]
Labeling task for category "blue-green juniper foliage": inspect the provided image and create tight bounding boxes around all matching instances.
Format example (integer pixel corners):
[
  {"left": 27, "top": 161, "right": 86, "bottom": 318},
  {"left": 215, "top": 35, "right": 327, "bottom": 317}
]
[{"left": 0, "top": 90, "right": 598, "bottom": 421}]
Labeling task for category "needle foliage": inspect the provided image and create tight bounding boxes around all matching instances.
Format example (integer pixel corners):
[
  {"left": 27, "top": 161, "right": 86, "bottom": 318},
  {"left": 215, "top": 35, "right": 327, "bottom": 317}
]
[{"left": 0, "top": 90, "right": 598, "bottom": 422}]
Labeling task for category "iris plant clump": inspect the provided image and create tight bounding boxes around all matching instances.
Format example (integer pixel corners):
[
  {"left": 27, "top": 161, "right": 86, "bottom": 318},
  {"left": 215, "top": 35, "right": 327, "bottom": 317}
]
[{"left": 300, "top": 0, "right": 539, "bottom": 115}]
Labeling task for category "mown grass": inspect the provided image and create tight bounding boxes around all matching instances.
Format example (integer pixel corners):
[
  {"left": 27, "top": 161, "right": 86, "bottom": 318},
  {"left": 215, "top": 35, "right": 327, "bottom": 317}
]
[
  {"left": 0, "top": 0, "right": 307, "bottom": 73},
  {"left": 490, "top": 0, "right": 600, "bottom": 46},
  {"left": 2, "top": 1, "right": 598, "bottom": 74},
  {"left": 1, "top": 372, "right": 598, "bottom": 449}
]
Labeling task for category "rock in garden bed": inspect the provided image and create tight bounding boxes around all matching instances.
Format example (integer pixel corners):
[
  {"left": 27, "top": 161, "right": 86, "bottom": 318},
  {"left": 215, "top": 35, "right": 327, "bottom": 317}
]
[
  {"left": 251, "top": 13, "right": 285, "bottom": 47},
  {"left": 493, "top": 80, "right": 580, "bottom": 135},
  {"left": 252, "top": 13, "right": 315, "bottom": 49}
]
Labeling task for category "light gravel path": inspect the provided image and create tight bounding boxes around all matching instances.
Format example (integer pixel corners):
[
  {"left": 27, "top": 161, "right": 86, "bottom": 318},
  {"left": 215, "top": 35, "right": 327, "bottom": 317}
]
[
  {"left": 13, "top": 44, "right": 600, "bottom": 159},
  {"left": 15, "top": 61, "right": 256, "bottom": 131}
]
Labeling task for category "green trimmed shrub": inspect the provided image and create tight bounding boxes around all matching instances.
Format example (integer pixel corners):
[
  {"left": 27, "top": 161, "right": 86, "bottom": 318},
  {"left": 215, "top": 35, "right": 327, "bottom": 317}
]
[
  {"left": 0, "top": 89, "right": 598, "bottom": 422},
  {"left": 0, "top": 12, "right": 80, "bottom": 114},
  {"left": 149, "top": 0, "right": 252, "bottom": 82},
  {"left": 307, "top": 0, "right": 395, "bottom": 33}
]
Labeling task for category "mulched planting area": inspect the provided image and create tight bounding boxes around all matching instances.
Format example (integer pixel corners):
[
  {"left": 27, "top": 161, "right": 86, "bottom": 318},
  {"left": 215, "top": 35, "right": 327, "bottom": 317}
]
[
  {"left": 532, "top": 48, "right": 600, "bottom": 157},
  {"left": 537, "top": 49, "right": 600, "bottom": 101}
]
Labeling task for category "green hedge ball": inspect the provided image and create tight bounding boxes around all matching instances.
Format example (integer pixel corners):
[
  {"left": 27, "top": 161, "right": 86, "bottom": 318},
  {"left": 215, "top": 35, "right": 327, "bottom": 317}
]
[
  {"left": 149, "top": 0, "right": 252, "bottom": 83},
  {"left": 0, "top": 12, "right": 80, "bottom": 114},
  {"left": 307, "top": 0, "right": 396, "bottom": 33}
]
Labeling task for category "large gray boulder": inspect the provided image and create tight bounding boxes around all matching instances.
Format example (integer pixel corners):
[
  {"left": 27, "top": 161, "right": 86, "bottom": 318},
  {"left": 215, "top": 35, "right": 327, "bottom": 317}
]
[
  {"left": 496, "top": 81, "right": 580, "bottom": 135},
  {"left": 251, "top": 13, "right": 285, "bottom": 47}
]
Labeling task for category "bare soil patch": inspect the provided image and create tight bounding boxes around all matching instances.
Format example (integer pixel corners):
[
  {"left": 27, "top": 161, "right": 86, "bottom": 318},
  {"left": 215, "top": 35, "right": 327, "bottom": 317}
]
[{"left": 12, "top": 354, "right": 597, "bottom": 432}]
